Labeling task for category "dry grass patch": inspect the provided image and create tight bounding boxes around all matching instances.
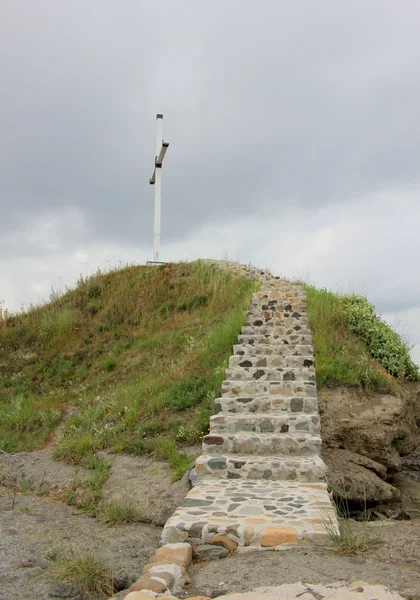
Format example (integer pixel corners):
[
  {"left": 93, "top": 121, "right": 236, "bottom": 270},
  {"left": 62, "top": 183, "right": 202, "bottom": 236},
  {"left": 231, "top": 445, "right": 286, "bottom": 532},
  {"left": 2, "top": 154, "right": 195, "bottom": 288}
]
[
  {"left": 101, "top": 497, "right": 141, "bottom": 525},
  {"left": 49, "top": 549, "right": 114, "bottom": 599}
]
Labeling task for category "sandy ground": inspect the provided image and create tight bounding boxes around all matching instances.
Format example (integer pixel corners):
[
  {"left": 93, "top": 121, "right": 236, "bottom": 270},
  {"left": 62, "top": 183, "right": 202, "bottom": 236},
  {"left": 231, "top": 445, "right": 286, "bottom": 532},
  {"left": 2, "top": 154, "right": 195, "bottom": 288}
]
[
  {"left": 1, "top": 450, "right": 420, "bottom": 600},
  {"left": 187, "top": 520, "right": 420, "bottom": 600}
]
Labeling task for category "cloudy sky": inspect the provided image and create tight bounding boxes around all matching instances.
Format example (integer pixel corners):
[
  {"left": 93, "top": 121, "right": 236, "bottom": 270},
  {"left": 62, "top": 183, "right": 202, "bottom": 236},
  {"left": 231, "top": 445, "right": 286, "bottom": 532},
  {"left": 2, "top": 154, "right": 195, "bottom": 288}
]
[{"left": 1, "top": 1, "right": 419, "bottom": 362}]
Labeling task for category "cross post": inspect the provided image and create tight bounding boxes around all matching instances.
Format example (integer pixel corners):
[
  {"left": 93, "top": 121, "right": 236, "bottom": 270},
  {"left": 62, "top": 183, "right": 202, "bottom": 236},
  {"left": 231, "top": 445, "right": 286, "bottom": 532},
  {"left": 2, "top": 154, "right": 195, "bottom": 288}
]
[{"left": 149, "top": 114, "right": 169, "bottom": 262}]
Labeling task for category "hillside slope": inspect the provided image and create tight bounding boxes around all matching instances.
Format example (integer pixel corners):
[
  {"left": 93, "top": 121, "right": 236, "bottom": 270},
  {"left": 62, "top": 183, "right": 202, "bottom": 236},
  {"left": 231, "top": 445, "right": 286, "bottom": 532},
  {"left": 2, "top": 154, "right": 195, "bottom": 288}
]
[
  {"left": 305, "top": 285, "right": 420, "bottom": 508},
  {"left": 1, "top": 262, "right": 419, "bottom": 499},
  {"left": 0, "top": 261, "right": 256, "bottom": 472}
]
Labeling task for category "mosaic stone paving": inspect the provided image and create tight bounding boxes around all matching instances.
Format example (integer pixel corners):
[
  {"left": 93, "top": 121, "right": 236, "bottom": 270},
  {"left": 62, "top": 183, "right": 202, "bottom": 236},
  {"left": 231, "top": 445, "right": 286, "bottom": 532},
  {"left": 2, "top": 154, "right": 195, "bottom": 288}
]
[
  {"left": 163, "top": 480, "right": 333, "bottom": 547},
  {"left": 161, "top": 261, "right": 339, "bottom": 550}
]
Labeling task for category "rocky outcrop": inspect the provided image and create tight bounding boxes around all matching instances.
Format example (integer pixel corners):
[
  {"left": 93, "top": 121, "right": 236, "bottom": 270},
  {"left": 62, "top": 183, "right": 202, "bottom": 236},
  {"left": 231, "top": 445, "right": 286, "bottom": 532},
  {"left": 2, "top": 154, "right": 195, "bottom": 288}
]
[
  {"left": 319, "top": 385, "right": 420, "bottom": 506},
  {"left": 322, "top": 448, "right": 400, "bottom": 505}
]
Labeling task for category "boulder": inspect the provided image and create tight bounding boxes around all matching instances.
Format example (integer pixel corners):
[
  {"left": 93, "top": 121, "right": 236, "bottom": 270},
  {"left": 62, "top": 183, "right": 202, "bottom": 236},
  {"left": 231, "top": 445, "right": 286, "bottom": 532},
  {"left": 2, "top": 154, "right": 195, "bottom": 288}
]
[
  {"left": 322, "top": 448, "right": 400, "bottom": 506},
  {"left": 319, "top": 386, "right": 420, "bottom": 473}
]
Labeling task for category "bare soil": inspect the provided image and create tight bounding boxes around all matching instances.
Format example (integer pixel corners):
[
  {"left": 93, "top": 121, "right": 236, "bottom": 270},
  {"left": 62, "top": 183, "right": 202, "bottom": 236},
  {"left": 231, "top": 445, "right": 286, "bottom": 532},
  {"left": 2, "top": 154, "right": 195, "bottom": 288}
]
[
  {"left": 1, "top": 450, "right": 420, "bottom": 600},
  {"left": 0, "top": 449, "right": 190, "bottom": 600},
  {"left": 187, "top": 520, "right": 420, "bottom": 600}
]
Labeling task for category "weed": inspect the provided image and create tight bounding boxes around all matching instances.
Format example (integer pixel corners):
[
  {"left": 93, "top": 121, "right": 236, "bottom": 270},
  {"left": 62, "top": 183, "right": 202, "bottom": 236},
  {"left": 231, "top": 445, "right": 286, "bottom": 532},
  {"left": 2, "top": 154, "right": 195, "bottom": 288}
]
[
  {"left": 154, "top": 437, "right": 194, "bottom": 481},
  {"left": 62, "top": 455, "right": 110, "bottom": 516},
  {"left": 393, "top": 438, "right": 406, "bottom": 453},
  {"left": 177, "top": 293, "right": 211, "bottom": 312},
  {"left": 323, "top": 512, "right": 379, "bottom": 556},
  {"left": 122, "top": 438, "right": 148, "bottom": 455},
  {"left": 175, "top": 425, "right": 200, "bottom": 443},
  {"left": 0, "top": 395, "right": 61, "bottom": 452},
  {"left": 55, "top": 434, "right": 99, "bottom": 463},
  {"left": 101, "top": 356, "right": 117, "bottom": 372},
  {"left": 323, "top": 484, "right": 380, "bottom": 556},
  {"left": 101, "top": 498, "right": 141, "bottom": 525},
  {"left": 49, "top": 549, "right": 114, "bottom": 598},
  {"left": 87, "top": 281, "right": 102, "bottom": 299}
]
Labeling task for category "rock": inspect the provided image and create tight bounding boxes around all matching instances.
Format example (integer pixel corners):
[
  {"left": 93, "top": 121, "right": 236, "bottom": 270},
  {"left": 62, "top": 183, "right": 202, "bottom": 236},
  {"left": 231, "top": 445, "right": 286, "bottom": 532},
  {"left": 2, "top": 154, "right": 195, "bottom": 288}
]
[
  {"left": 123, "top": 593, "right": 156, "bottom": 600},
  {"left": 319, "top": 387, "right": 420, "bottom": 473},
  {"left": 150, "top": 542, "right": 193, "bottom": 567},
  {"left": 129, "top": 574, "right": 169, "bottom": 594},
  {"left": 143, "top": 562, "right": 190, "bottom": 585},
  {"left": 160, "top": 525, "right": 189, "bottom": 544},
  {"left": 322, "top": 448, "right": 400, "bottom": 506},
  {"left": 349, "top": 580, "right": 370, "bottom": 588},
  {"left": 195, "top": 545, "right": 229, "bottom": 559},
  {"left": 124, "top": 594, "right": 179, "bottom": 600},
  {"left": 260, "top": 526, "right": 298, "bottom": 547},
  {"left": 401, "top": 446, "right": 420, "bottom": 481},
  {"left": 208, "top": 534, "right": 238, "bottom": 552}
]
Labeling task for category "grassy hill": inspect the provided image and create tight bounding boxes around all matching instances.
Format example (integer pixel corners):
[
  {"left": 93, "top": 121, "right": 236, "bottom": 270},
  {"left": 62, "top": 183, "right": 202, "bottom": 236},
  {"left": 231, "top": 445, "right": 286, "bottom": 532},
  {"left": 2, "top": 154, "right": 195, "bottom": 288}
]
[
  {"left": 0, "top": 261, "right": 256, "bottom": 474},
  {"left": 305, "top": 286, "right": 418, "bottom": 390},
  {"left": 1, "top": 261, "right": 417, "bottom": 481}
]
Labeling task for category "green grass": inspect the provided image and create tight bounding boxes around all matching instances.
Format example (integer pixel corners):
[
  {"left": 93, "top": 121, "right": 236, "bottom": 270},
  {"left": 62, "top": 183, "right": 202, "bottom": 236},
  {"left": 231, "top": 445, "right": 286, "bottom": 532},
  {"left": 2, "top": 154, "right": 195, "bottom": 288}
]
[
  {"left": 0, "top": 260, "right": 256, "bottom": 478},
  {"left": 63, "top": 455, "right": 111, "bottom": 517},
  {"left": 322, "top": 488, "right": 380, "bottom": 556},
  {"left": 61, "top": 454, "right": 111, "bottom": 516},
  {"left": 304, "top": 285, "right": 415, "bottom": 390},
  {"left": 101, "top": 497, "right": 141, "bottom": 525},
  {"left": 49, "top": 549, "right": 114, "bottom": 598},
  {"left": 323, "top": 513, "right": 379, "bottom": 556}
]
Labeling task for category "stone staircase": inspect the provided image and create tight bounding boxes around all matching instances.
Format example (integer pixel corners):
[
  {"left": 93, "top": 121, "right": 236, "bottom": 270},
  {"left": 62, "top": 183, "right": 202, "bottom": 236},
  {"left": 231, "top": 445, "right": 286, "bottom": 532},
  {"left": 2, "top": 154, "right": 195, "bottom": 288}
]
[{"left": 161, "top": 262, "right": 338, "bottom": 551}]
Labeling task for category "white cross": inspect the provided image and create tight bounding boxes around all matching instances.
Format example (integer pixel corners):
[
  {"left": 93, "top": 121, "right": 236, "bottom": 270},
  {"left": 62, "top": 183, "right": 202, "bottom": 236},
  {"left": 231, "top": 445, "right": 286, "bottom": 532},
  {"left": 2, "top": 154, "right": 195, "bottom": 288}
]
[{"left": 149, "top": 114, "right": 169, "bottom": 262}]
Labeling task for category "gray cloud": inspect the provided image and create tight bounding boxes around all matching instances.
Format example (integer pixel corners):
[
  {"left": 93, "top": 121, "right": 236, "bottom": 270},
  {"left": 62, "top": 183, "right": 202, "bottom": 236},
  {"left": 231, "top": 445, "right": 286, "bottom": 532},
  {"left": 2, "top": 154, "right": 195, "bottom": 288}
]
[
  {"left": 1, "top": 0, "right": 420, "bottom": 253},
  {"left": 1, "top": 1, "right": 420, "bottom": 365}
]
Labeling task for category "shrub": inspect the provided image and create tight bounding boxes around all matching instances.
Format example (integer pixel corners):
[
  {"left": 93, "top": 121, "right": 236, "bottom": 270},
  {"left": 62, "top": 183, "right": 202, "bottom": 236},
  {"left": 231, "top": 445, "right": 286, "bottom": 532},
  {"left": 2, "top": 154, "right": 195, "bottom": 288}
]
[
  {"left": 342, "top": 295, "right": 419, "bottom": 380},
  {"left": 87, "top": 281, "right": 102, "bottom": 299},
  {"left": 175, "top": 424, "right": 199, "bottom": 443}
]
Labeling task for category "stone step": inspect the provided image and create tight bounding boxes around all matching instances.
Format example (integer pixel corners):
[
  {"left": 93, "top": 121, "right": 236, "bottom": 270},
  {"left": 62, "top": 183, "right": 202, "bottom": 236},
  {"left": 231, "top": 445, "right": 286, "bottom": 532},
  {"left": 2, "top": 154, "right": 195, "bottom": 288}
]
[
  {"left": 233, "top": 344, "right": 314, "bottom": 357},
  {"left": 221, "top": 379, "right": 317, "bottom": 398},
  {"left": 246, "top": 315, "right": 309, "bottom": 326},
  {"left": 243, "top": 322, "right": 311, "bottom": 333},
  {"left": 202, "top": 432, "right": 321, "bottom": 455},
  {"left": 240, "top": 327, "right": 311, "bottom": 339},
  {"left": 161, "top": 479, "right": 337, "bottom": 547},
  {"left": 237, "top": 334, "right": 313, "bottom": 347},
  {"left": 248, "top": 301, "right": 306, "bottom": 313},
  {"left": 241, "top": 329, "right": 312, "bottom": 340},
  {"left": 215, "top": 395, "right": 319, "bottom": 415},
  {"left": 253, "top": 290, "right": 306, "bottom": 300},
  {"left": 225, "top": 366, "right": 315, "bottom": 382},
  {"left": 193, "top": 453, "right": 326, "bottom": 482},
  {"left": 209, "top": 413, "right": 320, "bottom": 435},
  {"left": 229, "top": 355, "right": 314, "bottom": 369}
]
